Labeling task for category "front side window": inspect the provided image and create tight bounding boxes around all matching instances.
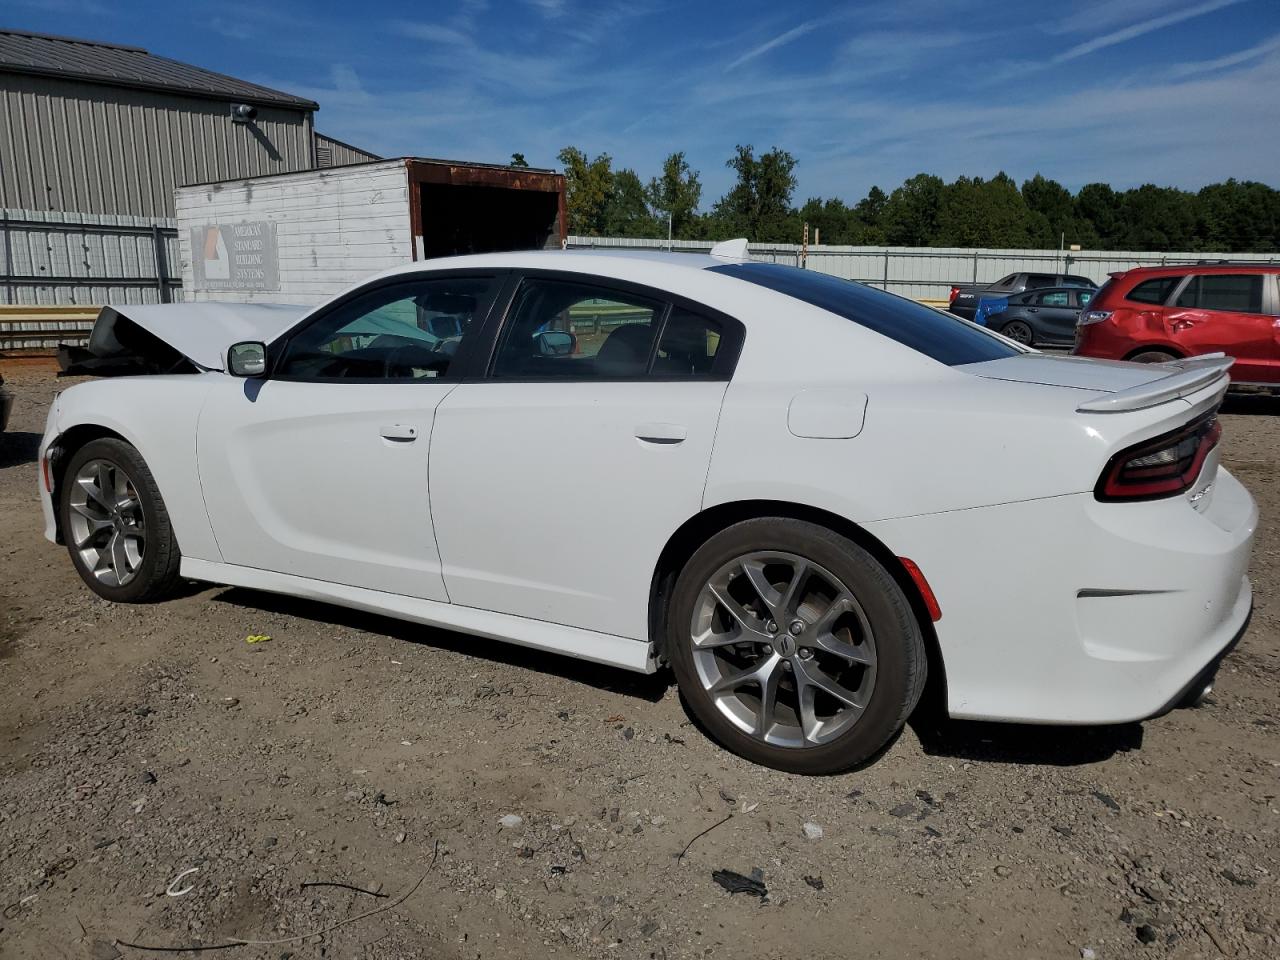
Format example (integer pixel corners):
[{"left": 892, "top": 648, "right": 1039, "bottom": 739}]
[
  {"left": 1175, "top": 274, "right": 1263, "bottom": 313},
  {"left": 276, "top": 276, "right": 495, "bottom": 380},
  {"left": 1126, "top": 276, "right": 1180, "bottom": 305},
  {"left": 493, "top": 278, "right": 663, "bottom": 378},
  {"left": 1026, "top": 274, "right": 1056, "bottom": 288},
  {"left": 711, "top": 262, "right": 1019, "bottom": 366},
  {"left": 1038, "top": 291, "right": 1070, "bottom": 307}
]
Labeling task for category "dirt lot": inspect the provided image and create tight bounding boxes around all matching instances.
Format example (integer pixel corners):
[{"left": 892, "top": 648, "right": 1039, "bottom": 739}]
[{"left": 1, "top": 362, "right": 1277, "bottom": 960}]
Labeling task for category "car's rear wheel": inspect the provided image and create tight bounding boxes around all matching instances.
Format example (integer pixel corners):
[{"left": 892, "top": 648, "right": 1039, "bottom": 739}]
[
  {"left": 59, "top": 438, "right": 182, "bottom": 603},
  {"left": 999, "top": 319, "right": 1035, "bottom": 346},
  {"left": 666, "top": 518, "right": 927, "bottom": 774},
  {"left": 1128, "top": 349, "right": 1179, "bottom": 364}
]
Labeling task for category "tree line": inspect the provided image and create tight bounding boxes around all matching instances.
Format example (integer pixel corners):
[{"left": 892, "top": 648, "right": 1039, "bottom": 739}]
[{"left": 536, "top": 147, "right": 1280, "bottom": 253}]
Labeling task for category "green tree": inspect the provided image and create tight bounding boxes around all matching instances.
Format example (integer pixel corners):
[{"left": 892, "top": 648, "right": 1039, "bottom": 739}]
[
  {"left": 1021, "top": 174, "right": 1074, "bottom": 246},
  {"left": 603, "top": 169, "right": 662, "bottom": 237},
  {"left": 881, "top": 174, "right": 943, "bottom": 246},
  {"left": 934, "top": 173, "right": 1038, "bottom": 247},
  {"left": 1116, "top": 185, "right": 1200, "bottom": 250},
  {"left": 509, "top": 152, "right": 530, "bottom": 168},
  {"left": 710, "top": 145, "right": 799, "bottom": 242},
  {"left": 1198, "top": 179, "right": 1280, "bottom": 252},
  {"left": 557, "top": 146, "right": 615, "bottom": 236},
  {"left": 1074, "top": 183, "right": 1124, "bottom": 247},
  {"left": 646, "top": 152, "right": 703, "bottom": 238}
]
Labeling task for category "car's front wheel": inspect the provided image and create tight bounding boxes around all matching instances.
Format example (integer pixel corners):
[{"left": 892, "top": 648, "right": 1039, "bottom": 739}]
[
  {"left": 59, "top": 438, "right": 182, "bottom": 603},
  {"left": 666, "top": 519, "right": 927, "bottom": 774}
]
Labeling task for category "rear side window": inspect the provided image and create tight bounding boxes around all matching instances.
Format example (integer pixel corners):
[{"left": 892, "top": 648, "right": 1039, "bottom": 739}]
[
  {"left": 1026, "top": 274, "right": 1056, "bottom": 288},
  {"left": 1126, "top": 277, "right": 1180, "bottom": 305},
  {"left": 711, "top": 262, "right": 1020, "bottom": 366},
  {"left": 1175, "top": 274, "right": 1263, "bottom": 313},
  {"left": 1037, "top": 291, "right": 1070, "bottom": 307}
]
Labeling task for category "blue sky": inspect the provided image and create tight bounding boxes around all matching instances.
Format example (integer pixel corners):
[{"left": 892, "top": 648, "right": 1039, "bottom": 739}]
[{"left": 6, "top": 0, "right": 1280, "bottom": 206}]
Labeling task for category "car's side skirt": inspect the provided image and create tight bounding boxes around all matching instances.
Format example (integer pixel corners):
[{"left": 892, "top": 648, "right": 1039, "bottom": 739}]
[{"left": 180, "top": 558, "right": 658, "bottom": 673}]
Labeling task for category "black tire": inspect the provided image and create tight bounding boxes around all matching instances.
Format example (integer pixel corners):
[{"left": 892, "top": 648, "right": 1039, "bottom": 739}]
[
  {"left": 1128, "top": 349, "right": 1179, "bottom": 364},
  {"left": 59, "top": 437, "right": 182, "bottom": 603},
  {"left": 666, "top": 518, "right": 927, "bottom": 774},
  {"left": 999, "top": 318, "right": 1035, "bottom": 346}
]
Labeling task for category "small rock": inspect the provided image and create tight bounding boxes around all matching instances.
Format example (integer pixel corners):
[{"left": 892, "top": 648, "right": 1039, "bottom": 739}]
[
  {"left": 221, "top": 698, "right": 240, "bottom": 709},
  {"left": 1052, "top": 825, "right": 1074, "bottom": 837},
  {"left": 1081, "top": 948, "right": 1097, "bottom": 960},
  {"left": 394, "top": 832, "right": 406, "bottom": 844},
  {"left": 888, "top": 803, "right": 916, "bottom": 818},
  {"left": 802, "top": 821, "right": 824, "bottom": 840},
  {"left": 139, "top": 771, "right": 157, "bottom": 784},
  {"left": 556, "top": 710, "right": 570, "bottom": 721},
  {"left": 803, "top": 875, "right": 825, "bottom": 890},
  {"left": 90, "top": 940, "right": 122, "bottom": 960},
  {"left": 718, "top": 788, "right": 737, "bottom": 804},
  {"left": 639, "top": 921, "right": 659, "bottom": 937},
  {"left": 132, "top": 706, "right": 153, "bottom": 717},
  {"left": 1221, "top": 868, "right": 1255, "bottom": 887},
  {"left": 622, "top": 726, "right": 634, "bottom": 741},
  {"left": 518, "top": 846, "right": 534, "bottom": 858},
  {"left": 993, "top": 865, "right": 1012, "bottom": 878},
  {"left": 1135, "top": 924, "right": 1157, "bottom": 944},
  {"left": 499, "top": 814, "right": 523, "bottom": 829},
  {"left": 1092, "top": 790, "right": 1121, "bottom": 812}
]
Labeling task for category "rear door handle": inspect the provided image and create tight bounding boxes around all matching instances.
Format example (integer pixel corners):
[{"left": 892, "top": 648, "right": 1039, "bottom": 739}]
[
  {"left": 635, "top": 422, "right": 687, "bottom": 444},
  {"left": 380, "top": 424, "right": 419, "bottom": 442}
]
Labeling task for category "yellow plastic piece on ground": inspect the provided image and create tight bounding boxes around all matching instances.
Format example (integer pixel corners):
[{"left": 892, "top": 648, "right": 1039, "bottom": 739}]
[{"left": 245, "top": 634, "right": 272, "bottom": 644}]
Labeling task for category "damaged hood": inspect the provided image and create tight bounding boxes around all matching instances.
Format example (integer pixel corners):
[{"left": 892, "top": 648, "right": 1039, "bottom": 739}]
[{"left": 89, "top": 302, "right": 309, "bottom": 372}]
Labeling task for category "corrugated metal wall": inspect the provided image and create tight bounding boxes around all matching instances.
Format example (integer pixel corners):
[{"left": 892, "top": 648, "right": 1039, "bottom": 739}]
[
  {"left": 569, "top": 236, "right": 1280, "bottom": 300},
  {"left": 1, "top": 208, "right": 179, "bottom": 305},
  {"left": 0, "top": 73, "right": 314, "bottom": 219},
  {"left": 314, "top": 133, "right": 380, "bottom": 168}
]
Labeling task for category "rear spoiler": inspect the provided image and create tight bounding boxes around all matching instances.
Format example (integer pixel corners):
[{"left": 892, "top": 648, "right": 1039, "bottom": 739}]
[{"left": 1076, "top": 355, "right": 1233, "bottom": 413}]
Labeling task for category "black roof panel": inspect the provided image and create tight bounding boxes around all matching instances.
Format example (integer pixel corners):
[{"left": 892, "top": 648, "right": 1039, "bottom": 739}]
[{"left": 0, "top": 27, "right": 318, "bottom": 110}]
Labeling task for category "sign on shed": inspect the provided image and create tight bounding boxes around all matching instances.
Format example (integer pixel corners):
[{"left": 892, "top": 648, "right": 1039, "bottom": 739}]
[{"left": 190, "top": 222, "right": 279, "bottom": 291}]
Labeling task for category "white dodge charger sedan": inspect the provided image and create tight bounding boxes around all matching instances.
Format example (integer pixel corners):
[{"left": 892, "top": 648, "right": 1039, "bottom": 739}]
[{"left": 38, "top": 242, "right": 1256, "bottom": 773}]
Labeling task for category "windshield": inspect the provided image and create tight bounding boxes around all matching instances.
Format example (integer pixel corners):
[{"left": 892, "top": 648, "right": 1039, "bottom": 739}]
[{"left": 710, "top": 262, "right": 1021, "bottom": 366}]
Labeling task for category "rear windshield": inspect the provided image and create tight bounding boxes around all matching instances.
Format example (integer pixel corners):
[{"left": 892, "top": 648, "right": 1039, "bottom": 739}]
[{"left": 710, "top": 262, "right": 1020, "bottom": 366}]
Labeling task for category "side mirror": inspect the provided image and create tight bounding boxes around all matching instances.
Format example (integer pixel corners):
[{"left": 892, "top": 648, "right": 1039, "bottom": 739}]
[
  {"left": 227, "top": 341, "right": 268, "bottom": 378},
  {"left": 534, "top": 330, "right": 576, "bottom": 356}
]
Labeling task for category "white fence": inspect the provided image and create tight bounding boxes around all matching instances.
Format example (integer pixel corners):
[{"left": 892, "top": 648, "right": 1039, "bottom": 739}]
[{"left": 567, "top": 236, "right": 1280, "bottom": 301}]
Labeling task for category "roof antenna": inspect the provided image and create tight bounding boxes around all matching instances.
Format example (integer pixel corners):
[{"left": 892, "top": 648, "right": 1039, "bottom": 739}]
[{"left": 709, "top": 238, "right": 749, "bottom": 260}]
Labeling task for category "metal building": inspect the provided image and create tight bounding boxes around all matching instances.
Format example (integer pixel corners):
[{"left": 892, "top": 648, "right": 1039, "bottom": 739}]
[
  {"left": 0, "top": 27, "right": 331, "bottom": 218},
  {"left": 0, "top": 27, "right": 378, "bottom": 342}
]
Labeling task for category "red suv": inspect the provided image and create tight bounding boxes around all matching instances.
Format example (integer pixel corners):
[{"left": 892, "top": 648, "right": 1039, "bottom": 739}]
[{"left": 1073, "top": 264, "right": 1280, "bottom": 385}]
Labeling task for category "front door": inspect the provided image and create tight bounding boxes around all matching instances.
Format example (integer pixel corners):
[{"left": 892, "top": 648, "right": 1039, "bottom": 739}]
[
  {"left": 429, "top": 273, "right": 741, "bottom": 640},
  {"left": 197, "top": 273, "right": 501, "bottom": 599}
]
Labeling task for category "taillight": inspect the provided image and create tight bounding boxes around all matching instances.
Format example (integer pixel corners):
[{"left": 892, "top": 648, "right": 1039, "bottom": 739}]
[
  {"left": 948, "top": 285, "right": 960, "bottom": 303},
  {"left": 1079, "top": 309, "right": 1112, "bottom": 326},
  {"left": 1095, "top": 414, "right": 1221, "bottom": 501}
]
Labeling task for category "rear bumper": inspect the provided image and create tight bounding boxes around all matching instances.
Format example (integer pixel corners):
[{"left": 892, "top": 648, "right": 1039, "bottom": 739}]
[{"left": 865, "top": 465, "right": 1257, "bottom": 725}]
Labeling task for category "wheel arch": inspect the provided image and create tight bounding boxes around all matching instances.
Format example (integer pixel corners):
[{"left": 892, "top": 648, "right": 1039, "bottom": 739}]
[
  {"left": 1122, "top": 344, "right": 1184, "bottom": 362},
  {"left": 47, "top": 423, "right": 132, "bottom": 544},
  {"left": 649, "top": 498, "right": 947, "bottom": 715}
]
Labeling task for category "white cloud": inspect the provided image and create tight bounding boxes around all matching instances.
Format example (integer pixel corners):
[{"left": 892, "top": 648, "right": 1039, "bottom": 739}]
[
  {"left": 725, "top": 20, "right": 820, "bottom": 72},
  {"left": 1166, "top": 31, "right": 1280, "bottom": 77},
  {"left": 1052, "top": 0, "right": 1249, "bottom": 63}
]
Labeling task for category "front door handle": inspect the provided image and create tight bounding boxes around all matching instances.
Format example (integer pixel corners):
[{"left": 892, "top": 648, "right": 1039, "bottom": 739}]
[
  {"left": 380, "top": 424, "right": 419, "bottom": 442},
  {"left": 635, "top": 422, "right": 687, "bottom": 444}
]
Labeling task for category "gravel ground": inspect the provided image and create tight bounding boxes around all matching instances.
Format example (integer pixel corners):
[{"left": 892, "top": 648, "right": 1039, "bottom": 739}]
[{"left": 1, "top": 363, "right": 1277, "bottom": 960}]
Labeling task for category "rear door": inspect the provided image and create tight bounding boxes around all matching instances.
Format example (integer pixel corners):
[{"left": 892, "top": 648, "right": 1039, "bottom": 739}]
[
  {"left": 428, "top": 271, "right": 743, "bottom": 640},
  {"left": 1166, "top": 273, "right": 1279, "bottom": 382},
  {"left": 1029, "top": 289, "right": 1079, "bottom": 343}
]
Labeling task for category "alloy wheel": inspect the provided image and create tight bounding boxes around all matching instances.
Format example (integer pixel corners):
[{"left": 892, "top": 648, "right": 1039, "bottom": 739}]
[
  {"left": 67, "top": 459, "right": 146, "bottom": 587},
  {"left": 689, "top": 551, "right": 877, "bottom": 748},
  {"left": 1002, "top": 320, "right": 1034, "bottom": 345}
]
